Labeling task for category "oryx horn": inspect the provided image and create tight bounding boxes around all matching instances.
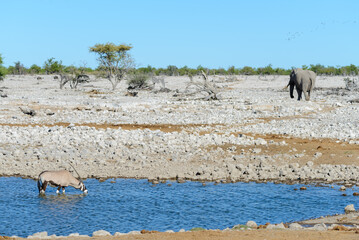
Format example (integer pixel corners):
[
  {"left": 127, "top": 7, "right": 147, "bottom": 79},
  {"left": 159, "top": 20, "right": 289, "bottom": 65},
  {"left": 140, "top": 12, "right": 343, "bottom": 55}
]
[{"left": 68, "top": 162, "right": 83, "bottom": 182}]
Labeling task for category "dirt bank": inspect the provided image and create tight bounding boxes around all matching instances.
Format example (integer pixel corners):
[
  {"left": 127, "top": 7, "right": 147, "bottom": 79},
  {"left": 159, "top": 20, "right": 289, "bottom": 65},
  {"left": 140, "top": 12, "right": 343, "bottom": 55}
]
[{"left": 5, "top": 229, "right": 359, "bottom": 240}]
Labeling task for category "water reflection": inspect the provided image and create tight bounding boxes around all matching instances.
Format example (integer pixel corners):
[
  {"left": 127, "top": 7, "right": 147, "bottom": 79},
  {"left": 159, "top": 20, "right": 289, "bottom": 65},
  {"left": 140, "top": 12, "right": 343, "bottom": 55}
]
[{"left": 39, "top": 194, "right": 86, "bottom": 209}]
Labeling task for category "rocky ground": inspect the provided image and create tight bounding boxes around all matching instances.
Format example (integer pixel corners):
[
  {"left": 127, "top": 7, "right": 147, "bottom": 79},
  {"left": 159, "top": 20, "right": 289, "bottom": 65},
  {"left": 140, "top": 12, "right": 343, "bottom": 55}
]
[
  {"left": 1, "top": 74, "right": 359, "bottom": 239},
  {"left": 0, "top": 74, "right": 358, "bottom": 185}
]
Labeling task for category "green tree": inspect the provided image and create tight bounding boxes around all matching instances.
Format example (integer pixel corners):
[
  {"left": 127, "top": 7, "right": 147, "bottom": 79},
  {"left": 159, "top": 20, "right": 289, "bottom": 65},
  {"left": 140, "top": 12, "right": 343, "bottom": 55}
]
[
  {"left": 28, "top": 64, "right": 42, "bottom": 74},
  {"left": 178, "top": 65, "right": 190, "bottom": 76},
  {"left": 136, "top": 65, "right": 155, "bottom": 75},
  {"left": 64, "top": 65, "right": 77, "bottom": 74},
  {"left": 196, "top": 65, "right": 209, "bottom": 75},
  {"left": 89, "top": 42, "right": 134, "bottom": 90},
  {"left": 309, "top": 64, "right": 325, "bottom": 75},
  {"left": 0, "top": 54, "right": 6, "bottom": 80},
  {"left": 257, "top": 64, "right": 275, "bottom": 75},
  {"left": 227, "top": 66, "right": 238, "bottom": 75},
  {"left": 7, "top": 66, "right": 15, "bottom": 74},
  {"left": 214, "top": 68, "right": 227, "bottom": 75},
  {"left": 342, "top": 64, "right": 358, "bottom": 75},
  {"left": 43, "top": 57, "right": 64, "bottom": 74},
  {"left": 239, "top": 66, "right": 256, "bottom": 75},
  {"left": 166, "top": 65, "right": 178, "bottom": 76},
  {"left": 14, "top": 61, "right": 25, "bottom": 75}
]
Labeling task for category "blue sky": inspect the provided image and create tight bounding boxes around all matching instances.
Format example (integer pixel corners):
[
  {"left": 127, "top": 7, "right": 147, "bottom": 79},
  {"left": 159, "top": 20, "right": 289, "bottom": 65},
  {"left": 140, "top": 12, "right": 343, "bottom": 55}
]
[{"left": 1, "top": 0, "right": 358, "bottom": 69}]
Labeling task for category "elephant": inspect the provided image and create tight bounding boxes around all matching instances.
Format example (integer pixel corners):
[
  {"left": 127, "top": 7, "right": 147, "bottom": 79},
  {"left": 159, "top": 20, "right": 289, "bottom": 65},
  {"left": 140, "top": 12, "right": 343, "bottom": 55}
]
[{"left": 286, "top": 68, "right": 316, "bottom": 101}]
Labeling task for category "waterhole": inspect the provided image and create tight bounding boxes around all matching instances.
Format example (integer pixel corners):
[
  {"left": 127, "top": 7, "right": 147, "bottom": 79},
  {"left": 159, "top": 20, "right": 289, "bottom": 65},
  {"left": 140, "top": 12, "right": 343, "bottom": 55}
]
[{"left": 0, "top": 177, "right": 357, "bottom": 237}]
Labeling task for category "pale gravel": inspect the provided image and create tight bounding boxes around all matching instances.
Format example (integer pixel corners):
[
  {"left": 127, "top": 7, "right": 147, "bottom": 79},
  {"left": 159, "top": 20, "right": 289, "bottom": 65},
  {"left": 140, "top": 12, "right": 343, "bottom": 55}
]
[{"left": 0, "top": 74, "right": 358, "bottom": 184}]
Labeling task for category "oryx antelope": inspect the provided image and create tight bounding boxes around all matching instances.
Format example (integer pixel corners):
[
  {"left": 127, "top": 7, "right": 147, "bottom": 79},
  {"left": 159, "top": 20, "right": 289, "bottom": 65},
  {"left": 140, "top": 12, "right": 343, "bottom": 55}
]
[{"left": 37, "top": 170, "right": 88, "bottom": 194}]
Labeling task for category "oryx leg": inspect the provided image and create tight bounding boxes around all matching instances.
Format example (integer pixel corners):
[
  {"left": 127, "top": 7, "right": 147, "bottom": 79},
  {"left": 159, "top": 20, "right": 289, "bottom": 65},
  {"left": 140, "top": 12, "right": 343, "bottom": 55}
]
[
  {"left": 40, "top": 181, "right": 48, "bottom": 193},
  {"left": 62, "top": 187, "right": 66, "bottom": 193},
  {"left": 56, "top": 186, "right": 61, "bottom": 194}
]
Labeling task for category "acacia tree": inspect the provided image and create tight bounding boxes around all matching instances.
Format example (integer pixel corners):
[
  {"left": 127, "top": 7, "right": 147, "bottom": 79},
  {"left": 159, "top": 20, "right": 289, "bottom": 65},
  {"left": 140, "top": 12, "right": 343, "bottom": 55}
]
[
  {"left": 89, "top": 42, "right": 134, "bottom": 90},
  {"left": 43, "top": 57, "right": 64, "bottom": 74}
]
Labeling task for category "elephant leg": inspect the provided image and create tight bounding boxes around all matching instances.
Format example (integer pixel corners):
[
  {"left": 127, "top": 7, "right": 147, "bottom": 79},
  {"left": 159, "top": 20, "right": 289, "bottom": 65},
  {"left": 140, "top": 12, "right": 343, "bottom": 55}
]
[
  {"left": 305, "top": 90, "right": 310, "bottom": 101},
  {"left": 296, "top": 88, "right": 302, "bottom": 101},
  {"left": 290, "top": 84, "right": 294, "bottom": 98}
]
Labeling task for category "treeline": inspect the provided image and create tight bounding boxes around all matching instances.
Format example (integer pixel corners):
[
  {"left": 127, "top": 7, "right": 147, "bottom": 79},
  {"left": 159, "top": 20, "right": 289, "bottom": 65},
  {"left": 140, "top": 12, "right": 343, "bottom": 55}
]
[
  {"left": 134, "top": 64, "right": 359, "bottom": 76},
  {"left": 2, "top": 59, "right": 359, "bottom": 76}
]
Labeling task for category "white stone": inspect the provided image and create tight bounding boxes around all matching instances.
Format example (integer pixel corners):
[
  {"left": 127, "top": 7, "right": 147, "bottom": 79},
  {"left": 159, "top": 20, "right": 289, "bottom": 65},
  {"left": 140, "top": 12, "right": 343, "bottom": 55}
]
[
  {"left": 28, "top": 231, "right": 48, "bottom": 239},
  {"left": 345, "top": 204, "right": 356, "bottom": 213},
  {"left": 311, "top": 223, "right": 327, "bottom": 231},
  {"left": 289, "top": 223, "right": 303, "bottom": 230},
  {"left": 266, "top": 223, "right": 286, "bottom": 230},
  {"left": 246, "top": 220, "right": 258, "bottom": 228},
  {"left": 69, "top": 233, "right": 80, "bottom": 236},
  {"left": 306, "top": 161, "right": 314, "bottom": 167},
  {"left": 92, "top": 230, "right": 111, "bottom": 236}
]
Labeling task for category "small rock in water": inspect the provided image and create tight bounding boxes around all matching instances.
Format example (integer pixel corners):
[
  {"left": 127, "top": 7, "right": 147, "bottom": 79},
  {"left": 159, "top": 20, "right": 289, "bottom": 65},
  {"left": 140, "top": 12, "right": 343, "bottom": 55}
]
[
  {"left": 353, "top": 192, "right": 359, "bottom": 196},
  {"left": 345, "top": 204, "right": 356, "bottom": 213},
  {"left": 246, "top": 220, "right": 257, "bottom": 228},
  {"left": 300, "top": 186, "right": 307, "bottom": 190},
  {"left": 340, "top": 186, "right": 346, "bottom": 191}
]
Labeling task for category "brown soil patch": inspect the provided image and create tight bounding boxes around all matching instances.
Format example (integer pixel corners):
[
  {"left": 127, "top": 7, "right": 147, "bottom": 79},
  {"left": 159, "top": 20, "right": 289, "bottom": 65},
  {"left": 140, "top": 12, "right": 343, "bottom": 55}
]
[
  {"left": 252, "top": 133, "right": 359, "bottom": 166},
  {"left": 0, "top": 122, "right": 215, "bottom": 133},
  {"left": 85, "top": 89, "right": 105, "bottom": 95},
  {"left": 211, "top": 132, "right": 359, "bottom": 167}
]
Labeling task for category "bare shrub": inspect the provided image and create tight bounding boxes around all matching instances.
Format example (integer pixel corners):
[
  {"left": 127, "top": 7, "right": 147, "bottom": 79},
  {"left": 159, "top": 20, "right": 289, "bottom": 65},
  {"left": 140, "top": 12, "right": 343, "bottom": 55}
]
[
  {"left": 127, "top": 74, "right": 150, "bottom": 90},
  {"left": 184, "top": 70, "right": 221, "bottom": 100},
  {"left": 344, "top": 77, "right": 359, "bottom": 91}
]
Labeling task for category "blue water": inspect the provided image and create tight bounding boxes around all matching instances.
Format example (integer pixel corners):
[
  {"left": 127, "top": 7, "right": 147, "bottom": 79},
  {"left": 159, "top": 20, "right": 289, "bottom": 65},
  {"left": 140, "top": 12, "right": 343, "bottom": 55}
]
[{"left": 0, "top": 177, "right": 357, "bottom": 237}]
